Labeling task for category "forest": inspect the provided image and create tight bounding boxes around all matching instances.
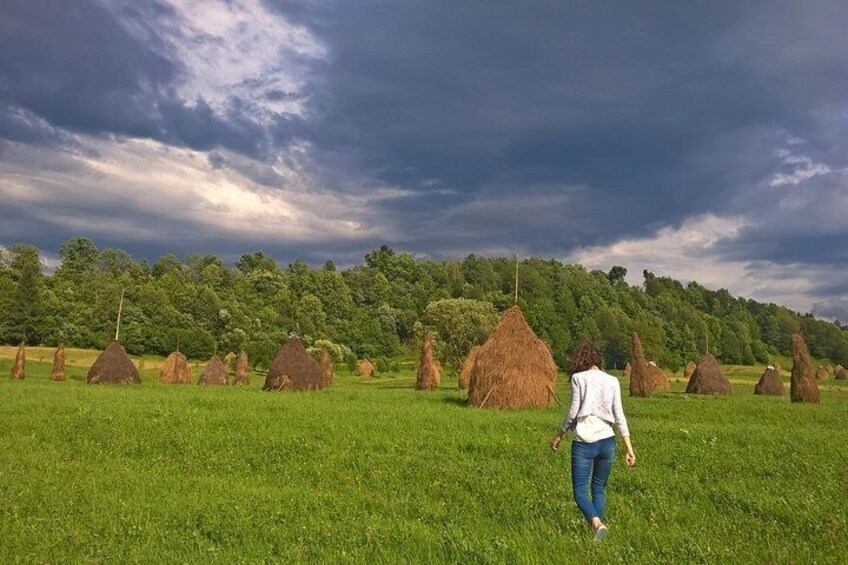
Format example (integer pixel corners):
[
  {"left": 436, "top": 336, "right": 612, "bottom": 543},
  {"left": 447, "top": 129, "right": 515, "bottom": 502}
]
[{"left": 2, "top": 237, "right": 847, "bottom": 371}]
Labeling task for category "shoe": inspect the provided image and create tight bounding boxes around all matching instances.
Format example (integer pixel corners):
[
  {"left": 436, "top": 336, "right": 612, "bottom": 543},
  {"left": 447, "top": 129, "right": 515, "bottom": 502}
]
[{"left": 594, "top": 524, "right": 608, "bottom": 540}]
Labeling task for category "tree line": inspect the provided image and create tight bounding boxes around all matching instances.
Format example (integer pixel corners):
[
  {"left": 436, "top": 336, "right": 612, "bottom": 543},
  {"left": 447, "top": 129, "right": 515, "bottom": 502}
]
[{"left": 2, "top": 238, "right": 846, "bottom": 371}]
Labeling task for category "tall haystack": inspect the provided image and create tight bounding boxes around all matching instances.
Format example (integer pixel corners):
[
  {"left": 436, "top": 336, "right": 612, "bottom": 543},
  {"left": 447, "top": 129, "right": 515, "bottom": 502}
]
[
  {"left": 198, "top": 355, "right": 228, "bottom": 385},
  {"left": 754, "top": 365, "right": 785, "bottom": 396},
  {"left": 87, "top": 342, "right": 141, "bottom": 384},
  {"left": 357, "top": 359, "right": 374, "bottom": 378},
  {"left": 233, "top": 350, "right": 250, "bottom": 385},
  {"left": 223, "top": 351, "right": 237, "bottom": 372},
  {"left": 683, "top": 360, "right": 697, "bottom": 380},
  {"left": 263, "top": 338, "right": 324, "bottom": 391},
  {"left": 815, "top": 366, "right": 828, "bottom": 381},
  {"left": 159, "top": 351, "right": 192, "bottom": 384},
  {"left": 9, "top": 343, "right": 25, "bottom": 380},
  {"left": 466, "top": 306, "right": 557, "bottom": 409},
  {"left": 686, "top": 354, "right": 731, "bottom": 395},
  {"left": 416, "top": 333, "right": 441, "bottom": 391},
  {"left": 835, "top": 365, "right": 847, "bottom": 380},
  {"left": 648, "top": 362, "right": 669, "bottom": 392},
  {"left": 318, "top": 350, "right": 334, "bottom": 388},
  {"left": 790, "top": 334, "right": 820, "bottom": 403},
  {"left": 623, "top": 362, "right": 632, "bottom": 379},
  {"left": 459, "top": 345, "right": 482, "bottom": 390},
  {"left": 629, "top": 332, "right": 655, "bottom": 397},
  {"left": 51, "top": 345, "right": 65, "bottom": 381}
]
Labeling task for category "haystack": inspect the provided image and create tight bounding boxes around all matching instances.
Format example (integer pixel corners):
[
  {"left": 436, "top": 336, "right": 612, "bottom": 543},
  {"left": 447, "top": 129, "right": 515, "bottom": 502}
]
[
  {"left": 683, "top": 360, "right": 697, "bottom": 380},
  {"left": 9, "top": 343, "right": 25, "bottom": 380},
  {"left": 198, "top": 355, "right": 228, "bottom": 385},
  {"left": 648, "top": 361, "right": 669, "bottom": 392},
  {"left": 466, "top": 306, "right": 557, "bottom": 409},
  {"left": 357, "top": 359, "right": 374, "bottom": 378},
  {"left": 835, "top": 364, "right": 847, "bottom": 380},
  {"left": 686, "top": 354, "right": 731, "bottom": 395},
  {"left": 263, "top": 338, "right": 324, "bottom": 391},
  {"left": 233, "top": 350, "right": 250, "bottom": 385},
  {"left": 629, "top": 332, "right": 655, "bottom": 397},
  {"left": 223, "top": 351, "right": 237, "bottom": 372},
  {"left": 826, "top": 364, "right": 834, "bottom": 375},
  {"left": 790, "top": 334, "right": 820, "bottom": 403},
  {"left": 51, "top": 345, "right": 65, "bottom": 381},
  {"left": 623, "top": 362, "right": 632, "bottom": 379},
  {"left": 815, "top": 366, "right": 828, "bottom": 381},
  {"left": 159, "top": 351, "right": 192, "bottom": 384},
  {"left": 318, "top": 350, "right": 334, "bottom": 388},
  {"left": 754, "top": 365, "right": 784, "bottom": 396},
  {"left": 459, "top": 345, "right": 482, "bottom": 390},
  {"left": 416, "top": 333, "right": 441, "bottom": 391},
  {"left": 87, "top": 342, "right": 141, "bottom": 384},
  {"left": 774, "top": 362, "right": 782, "bottom": 374}
]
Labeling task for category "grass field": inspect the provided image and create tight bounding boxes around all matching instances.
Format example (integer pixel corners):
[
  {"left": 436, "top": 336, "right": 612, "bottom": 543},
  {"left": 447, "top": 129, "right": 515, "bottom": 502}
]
[{"left": 1, "top": 354, "right": 847, "bottom": 564}]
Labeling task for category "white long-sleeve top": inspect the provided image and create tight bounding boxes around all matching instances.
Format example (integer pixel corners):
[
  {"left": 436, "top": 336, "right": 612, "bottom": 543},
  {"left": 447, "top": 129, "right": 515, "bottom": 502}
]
[{"left": 559, "top": 369, "right": 630, "bottom": 438}]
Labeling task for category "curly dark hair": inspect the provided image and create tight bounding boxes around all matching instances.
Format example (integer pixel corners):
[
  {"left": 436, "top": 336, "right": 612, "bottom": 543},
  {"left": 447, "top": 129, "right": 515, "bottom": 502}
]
[{"left": 571, "top": 341, "right": 603, "bottom": 374}]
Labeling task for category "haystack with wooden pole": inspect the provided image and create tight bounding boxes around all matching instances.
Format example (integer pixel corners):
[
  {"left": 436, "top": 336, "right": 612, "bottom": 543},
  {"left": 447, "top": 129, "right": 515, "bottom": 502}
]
[
  {"left": 87, "top": 342, "right": 141, "bottom": 384},
  {"left": 198, "top": 355, "right": 228, "bottom": 385},
  {"left": 159, "top": 351, "right": 192, "bottom": 384},
  {"left": 835, "top": 364, "right": 847, "bottom": 380},
  {"left": 790, "top": 334, "right": 820, "bottom": 403},
  {"left": 318, "top": 350, "right": 334, "bottom": 388},
  {"left": 357, "top": 359, "right": 374, "bottom": 378},
  {"left": 51, "top": 345, "right": 65, "bottom": 381},
  {"left": 683, "top": 360, "right": 697, "bottom": 380},
  {"left": 623, "top": 362, "right": 632, "bottom": 379},
  {"left": 685, "top": 353, "right": 731, "bottom": 395},
  {"left": 629, "top": 332, "right": 655, "bottom": 397},
  {"left": 815, "top": 366, "right": 828, "bottom": 381},
  {"left": 648, "top": 362, "right": 669, "bottom": 392},
  {"left": 233, "top": 350, "right": 251, "bottom": 385},
  {"left": 459, "top": 345, "right": 482, "bottom": 390},
  {"left": 415, "top": 332, "right": 441, "bottom": 391},
  {"left": 9, "top": 343, "right": 25, "bottom": 380},
  {"left": 263, "top": 337, "right": 324, "bottom": 391},
  {"left": 466, "top": 306, "right": 557, "bottom": 409},
  {"left": 754, "top": 365, "right": 784, "bottom": 396}
]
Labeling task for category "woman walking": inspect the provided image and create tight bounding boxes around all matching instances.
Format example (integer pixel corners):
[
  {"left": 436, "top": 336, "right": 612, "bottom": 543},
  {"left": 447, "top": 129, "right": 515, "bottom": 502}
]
[{"left": 550, "top": 341, "right": 636, "bottom": 539}]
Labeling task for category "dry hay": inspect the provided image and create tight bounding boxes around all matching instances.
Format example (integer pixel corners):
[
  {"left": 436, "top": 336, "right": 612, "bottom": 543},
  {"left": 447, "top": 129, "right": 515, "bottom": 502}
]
[
  {"left": 223, "top": 351, "right": 237, "bottom": 372},
  {"left": 754, "top": 365, "right": 785, "bottom": 396},
  {"left": 815, "top": 366, "right": 828, "bottom": 381},
  {"left": 159, "top": 351, "right": 192, "bottom": 384},
  {"left": 826, "top": 364, "right": 834, "bottom": 375},
  {"left": 233, "top": 350, "right": 251, "bottom": 385},
  {"left": 629, "top": 332, "right": 655, "bottom": 397},
  {"left": 466, "top": 306, "right": 557, "bottom": 409},
  {"left": 686, "top": 354, "right": 731, "bottom": 395},
  {"left": 318, "top": 350, "right": 334, "bottom": 388},
  {"left": 357, "top": 359, "right": 374, "bottom": 378},
  {"left": 835, "top": 364, "right": 847, "bottom": 380},
  {"left": 87, "top": 342, "right": 141, "bottom": 384},
  {"left": 263, "top": 337, "right": 324, "bottom": 391},
  {"left": 51, "top": 345, "right": 65, "bottom": 381},
  {"left": 648, "top": 362, "right": 669, "bottom": 392},
  {"left": 683, "top": 360, "right": 697, "bottom": 380},
  {"left": 459, "top": 345, "right": 482, "bottom": 390},
  {"left": 9, "top": 343, "right": 25, "bottom": 380},
  {"left": 774, "top": 362, "right": 782, "bottom": 374},
  {"left": 623, "top": 362, "right": 631, "bottom": 379},
  {"left": 415, "top": 333, "right": 441, "bottom": 391},
  {"left": 198, "top": 355, "right": 228, "bottom": 386},
  {"left": 790, "top": 334, "right": 820, "bottom": 403}
]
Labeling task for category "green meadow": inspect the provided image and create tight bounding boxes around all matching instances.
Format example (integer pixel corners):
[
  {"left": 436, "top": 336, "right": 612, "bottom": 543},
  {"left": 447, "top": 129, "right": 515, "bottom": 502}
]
[{"left": 1, "top": 355, "right": 847, "bottom": 564}]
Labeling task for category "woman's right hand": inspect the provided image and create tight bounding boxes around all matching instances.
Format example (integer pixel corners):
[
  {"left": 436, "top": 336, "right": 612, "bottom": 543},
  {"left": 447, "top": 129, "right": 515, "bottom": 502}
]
[{"left": 625, "top": 451, "right": 636, "bottom": 467}]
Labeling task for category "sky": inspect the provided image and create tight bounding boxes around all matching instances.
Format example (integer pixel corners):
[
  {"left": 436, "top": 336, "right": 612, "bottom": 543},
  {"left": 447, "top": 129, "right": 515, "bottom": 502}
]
[{"left": 1, "top": 0, "right": 847, "bottom": 317}]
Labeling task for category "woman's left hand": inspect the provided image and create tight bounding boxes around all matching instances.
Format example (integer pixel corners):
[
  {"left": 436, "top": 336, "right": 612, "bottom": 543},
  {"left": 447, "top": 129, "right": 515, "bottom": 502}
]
[{"left": 550, "top": 436, "right": 562, "bottom": 451}]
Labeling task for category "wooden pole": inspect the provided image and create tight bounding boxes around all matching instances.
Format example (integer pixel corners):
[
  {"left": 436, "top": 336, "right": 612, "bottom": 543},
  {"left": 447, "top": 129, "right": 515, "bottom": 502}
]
[
  {"left": 114, "top": 289, "right": 125, "bottom": 342},
  {"left": 514, "top": 254, "right": 519, "bottom": 305},
  {"left": 479, "top": 384, "right": 496, "bottom": 408},
  {"left": 546, "top": 385, "right": 561, "bottom": 407}
]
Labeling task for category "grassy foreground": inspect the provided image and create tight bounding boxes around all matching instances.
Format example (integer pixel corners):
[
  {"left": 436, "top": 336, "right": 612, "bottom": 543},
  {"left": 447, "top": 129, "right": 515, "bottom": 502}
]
[{"left": 1, "top": 357, "right": 847, "bottom": 564}]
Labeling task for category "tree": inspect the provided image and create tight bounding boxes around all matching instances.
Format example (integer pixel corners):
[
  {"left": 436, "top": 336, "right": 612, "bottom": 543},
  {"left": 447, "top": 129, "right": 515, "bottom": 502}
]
[
  {"left": 7, "top": 244, "right": 45, "bottom": 343},
  {"left": 57, "top": 237, "right": 100, "bottom": 277},
  {"left": 608, "top": 265, "right": 628, "bottom": 286},
  {"left": 425, "top": 298, "right": 497, "bottom": 370}
]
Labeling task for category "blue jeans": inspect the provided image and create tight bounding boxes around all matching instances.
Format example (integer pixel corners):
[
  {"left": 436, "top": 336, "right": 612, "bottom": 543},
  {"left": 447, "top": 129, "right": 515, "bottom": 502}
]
[{"left": 571, "top": 437, "right": 616, "bottom": 523}]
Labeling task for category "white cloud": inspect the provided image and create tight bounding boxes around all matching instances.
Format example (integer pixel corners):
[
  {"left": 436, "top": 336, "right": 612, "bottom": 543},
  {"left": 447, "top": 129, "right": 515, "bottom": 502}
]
[
  {"left": 568, "top": 213, "right": 826, "bottom": 313},
  {"left": 769, "top": 149, "right": 832, "bottom": 187}
]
